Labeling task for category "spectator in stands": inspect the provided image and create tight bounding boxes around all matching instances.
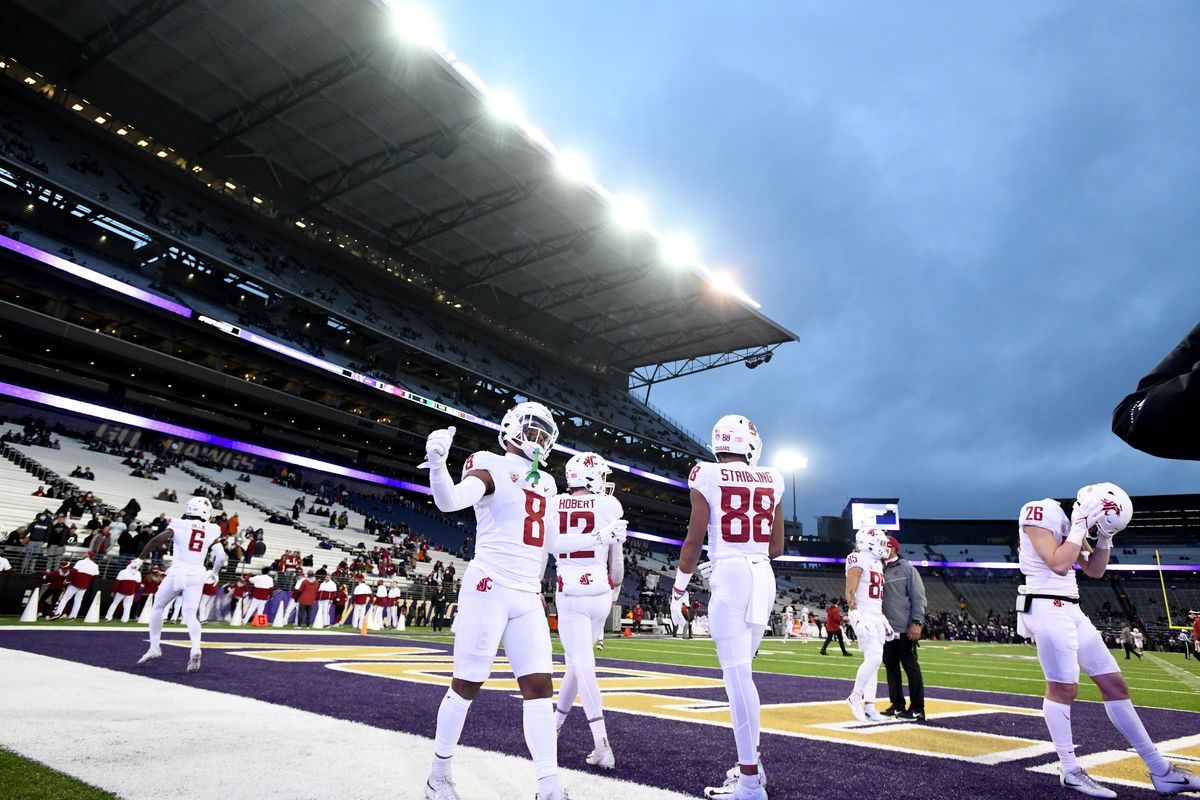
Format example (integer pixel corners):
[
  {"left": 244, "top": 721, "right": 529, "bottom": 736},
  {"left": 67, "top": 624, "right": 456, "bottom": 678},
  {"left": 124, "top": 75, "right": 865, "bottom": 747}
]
[
  {"left": 0, "top": 552, "right": 11, "bottom": 573},
  {"left": 295, "top": 571, "right": 318, "bottom": 628},
  {"left": 820, "top": 603, "right": 851, "bottom": 656},
  {"left": 881, "top": 536, "right": 927, "bottom": 721},
  {"left": 20, "top": 512, "right": 52, "bottom": 573},
  {"left": 1113, "top": 321, "right": 1200, "bottom": 459},
  {"left": 87, "top": 521, "right": 116, "bottom": 563},
  {"left": 119, "top": 497, "right": 141, "bottom": 524},
  {"left": 117, "top": 522, "right": 139, "bottom": 565}
]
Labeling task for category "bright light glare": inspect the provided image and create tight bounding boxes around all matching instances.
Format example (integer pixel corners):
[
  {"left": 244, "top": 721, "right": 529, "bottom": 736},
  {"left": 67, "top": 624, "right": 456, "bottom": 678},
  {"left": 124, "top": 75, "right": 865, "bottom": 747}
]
[
  {"left": 660, "top": 234, "right": 698, "bottom": 266},
  {"left": 556, "top": 150, "right": 592, "bottom": 183},
  {"left": 392, "top": 3, "right": 443, "bottom": 49},
  {"left": 612, "top": 195, "right": 649, "bottom": 230},
  {"left": 776, "top": 450, "right": 809, "bottom": 472},
  {"left": 707, "top": 270, "right": 737, "bottom": 295},
  {"left": 486, "top": 90, "right": 524, "bottom": 124}
]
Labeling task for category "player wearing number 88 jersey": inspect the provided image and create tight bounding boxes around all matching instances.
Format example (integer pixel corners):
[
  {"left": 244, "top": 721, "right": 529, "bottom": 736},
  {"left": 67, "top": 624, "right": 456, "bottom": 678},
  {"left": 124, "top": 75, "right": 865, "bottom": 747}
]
[{"left": 844, "top": 529, "right": 893, "bottom": 723}]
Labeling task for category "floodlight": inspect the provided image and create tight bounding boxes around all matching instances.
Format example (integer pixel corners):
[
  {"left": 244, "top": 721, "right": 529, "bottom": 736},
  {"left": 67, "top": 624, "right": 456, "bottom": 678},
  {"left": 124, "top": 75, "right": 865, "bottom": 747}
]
[
  {"left": 94, "top": 116, "right": 106, "bottom": 124},
  {"left": 71, "top": 103, "right": 84, "bottom": 111},
  {"left": 486, "top": 90, "right": 523, "bottom": 125},
  {"left": 707, "top": 270, "right": 736, "bottom": 295},
  {"left": 660, "top": 234, "right": 698, "bottom": 266},
  {"left": 556, "top": 150, "right": 592, "bottom": 183},
  {"left": 612, "top": 195, "right": 649, "bottom": 231},
  {"left": 392, "top": 3, "right": 443, "bottom": 49},
  {"left": 224, "top": 181, "right": 237, "bottom": 191},
  {"left": 776, "top": 450, "right": 809, "bottom": 472}
]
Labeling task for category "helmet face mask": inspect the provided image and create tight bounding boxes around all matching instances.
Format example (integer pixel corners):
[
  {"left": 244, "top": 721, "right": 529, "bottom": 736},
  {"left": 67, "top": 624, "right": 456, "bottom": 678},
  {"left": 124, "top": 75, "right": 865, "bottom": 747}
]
[
  {"left": 565, "top": 452, "right": 614, "bottom": 495},
  {"left": 710, "top": 414, "right": 762, "bottom": 467},
  {"left": 498, "top": 402, "right": 559, "bottom": 465},
  {"left": 855, "top": 528, "right": 889, "bottom": 560}
]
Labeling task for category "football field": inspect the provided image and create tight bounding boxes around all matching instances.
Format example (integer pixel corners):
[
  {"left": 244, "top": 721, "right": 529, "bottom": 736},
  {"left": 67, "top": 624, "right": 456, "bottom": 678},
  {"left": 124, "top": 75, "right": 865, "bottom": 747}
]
[{"left": 2, "top": 623, "right": 1199, "bottom": 799}]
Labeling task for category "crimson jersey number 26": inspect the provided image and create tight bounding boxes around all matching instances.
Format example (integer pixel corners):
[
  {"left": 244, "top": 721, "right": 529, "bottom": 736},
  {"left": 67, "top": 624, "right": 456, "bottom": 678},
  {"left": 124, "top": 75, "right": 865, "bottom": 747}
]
[{"left": 719, "top": 486, "right": 776, "bottom": 543}]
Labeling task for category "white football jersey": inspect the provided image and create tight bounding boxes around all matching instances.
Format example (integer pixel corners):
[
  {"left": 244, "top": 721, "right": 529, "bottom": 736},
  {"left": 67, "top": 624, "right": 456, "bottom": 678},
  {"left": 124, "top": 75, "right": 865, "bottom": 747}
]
[
  {"left": 463, "top": 450, "right": 559, "bottom": 592},
  {"left": 688, "top": 461, "right": 784, "bottom": 561},
  {"left": 845, "top": 550, "right": 884, "bottom": 616},
  {"left": 551, "top": 492, "right": 623, "bottom": 597},
  {"left": 167, "top": 518, "right": 222, "bottom": 571},
  {"left": 1018, "top": 499, "right": 1077, "bottom": 597}
]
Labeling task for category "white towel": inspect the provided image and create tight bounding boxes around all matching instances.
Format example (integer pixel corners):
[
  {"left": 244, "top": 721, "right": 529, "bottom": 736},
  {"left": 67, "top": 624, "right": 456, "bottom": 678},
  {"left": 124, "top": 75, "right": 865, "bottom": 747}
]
[{"left": 744, "top": 555, "right": 775, "bottom": 627}]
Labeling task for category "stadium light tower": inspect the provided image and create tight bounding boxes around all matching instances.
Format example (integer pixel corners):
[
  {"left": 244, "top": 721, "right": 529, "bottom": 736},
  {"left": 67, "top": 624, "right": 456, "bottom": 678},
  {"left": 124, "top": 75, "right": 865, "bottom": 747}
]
[{"left": 775, "top": 449, "right": 808, "bottom": 524}]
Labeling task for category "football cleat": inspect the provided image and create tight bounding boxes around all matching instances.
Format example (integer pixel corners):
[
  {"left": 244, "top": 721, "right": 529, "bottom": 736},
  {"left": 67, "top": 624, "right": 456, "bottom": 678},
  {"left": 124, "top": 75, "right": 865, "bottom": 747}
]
[
  {"left": 1150, "top": 765, "right": 1200, "bottom": 795},
  {"left": 881, "top": 705, "right": 901, "bottom": 717},
  {"left": 846, "top": 694, "right": 868, "bottom": 722},
  {"left": 732, "top": 782, "right": 768, "bottom": 800},
  {"left": 425, "top": 776, "right": 461, "bottom": 800},
  {"left": 594, "top": 639, "right": 604, "bottom": 651},
  {"left": 704, "top": 762, "right": 766, "bottom": 798},
  {"left": 863, "top": 704, "right": 888, "bottom": 723},
  {"left": 1060, "top": 768, "right": 1117, "bottom": 798},
  {"left": 186, "top": 651, "right": 202, "bottom": 673},
  {"left": 533, "top": 791, "right": 571, "bottom": 800},
  {"left": 896, "top": 709, "right": 926, "bottom": 722},
  {"left": 137, "top": 648, "right": 162, "bottom": 666},
  {"left": 585, "top": 745, "right": 615, "bottom": 769}
]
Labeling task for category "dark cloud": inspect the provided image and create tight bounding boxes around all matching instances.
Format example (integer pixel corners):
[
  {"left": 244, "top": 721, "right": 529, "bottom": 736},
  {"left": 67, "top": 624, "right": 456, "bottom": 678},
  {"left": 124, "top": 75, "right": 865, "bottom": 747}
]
[{"left": 436, "top": 1, "right": 1200, "bottom": 519}]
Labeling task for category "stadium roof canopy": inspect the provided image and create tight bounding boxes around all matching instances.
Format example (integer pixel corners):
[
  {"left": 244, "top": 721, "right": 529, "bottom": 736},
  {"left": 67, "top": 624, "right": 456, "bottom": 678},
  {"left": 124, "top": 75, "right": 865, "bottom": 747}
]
[{"left": 0, "top": 0, "right": 797, "bottom": 378}]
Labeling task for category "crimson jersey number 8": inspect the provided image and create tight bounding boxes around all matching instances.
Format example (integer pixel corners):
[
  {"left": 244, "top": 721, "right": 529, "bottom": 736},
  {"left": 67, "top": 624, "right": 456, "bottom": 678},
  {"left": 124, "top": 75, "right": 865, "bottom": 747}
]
[
  {"left": 523, "top": 489, "right": 547, "bottom": 546},
  {"left": 867, "top": 571, "right": 883, "bottom": 599},
  {"left": 719, "top": 486, "right": 776, "bottom": 543}
]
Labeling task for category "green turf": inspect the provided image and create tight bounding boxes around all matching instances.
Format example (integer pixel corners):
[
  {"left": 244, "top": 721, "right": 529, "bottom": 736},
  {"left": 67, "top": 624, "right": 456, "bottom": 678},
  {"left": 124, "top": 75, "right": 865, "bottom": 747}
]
[{"left": 0, "top": 748, "right": 119, "bottom": 800}]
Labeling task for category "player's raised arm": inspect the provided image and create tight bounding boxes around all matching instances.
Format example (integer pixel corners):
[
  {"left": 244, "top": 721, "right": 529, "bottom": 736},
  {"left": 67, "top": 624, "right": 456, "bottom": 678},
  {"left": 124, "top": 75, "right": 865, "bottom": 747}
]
[
  {"left": 208, "top": 536, "right": 227, "bottom": 574},
  {"left": 421, "top": 427, "right": 493, "bottom": 510}
]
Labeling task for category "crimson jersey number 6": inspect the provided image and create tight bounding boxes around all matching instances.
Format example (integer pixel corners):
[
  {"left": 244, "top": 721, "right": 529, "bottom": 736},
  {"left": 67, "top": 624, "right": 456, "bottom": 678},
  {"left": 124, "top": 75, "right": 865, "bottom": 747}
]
[
  {"left": 719, "top": 486, "right": 776, "bottom": 543},
  {"left": 188, "top": 527, "right": 206, "bottom": 552},
  {"left": 523, "top": 489, "right": 547, "bottom": 546}
]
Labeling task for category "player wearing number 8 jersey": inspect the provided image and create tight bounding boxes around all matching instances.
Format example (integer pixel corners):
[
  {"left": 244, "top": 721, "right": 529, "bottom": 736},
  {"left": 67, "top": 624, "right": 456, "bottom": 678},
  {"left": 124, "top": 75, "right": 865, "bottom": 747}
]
[
  {"left": 133, "top": 496, "right": 225, "bottom": 673},
  {"left": 844, "top": 528, "right": 894, "bottom": 723},
  {"left": 673, "top": 415, "right": 783, "bottom": 800},
  {"left": 419, "top": 403, "right": 626, "bottom": 800}
]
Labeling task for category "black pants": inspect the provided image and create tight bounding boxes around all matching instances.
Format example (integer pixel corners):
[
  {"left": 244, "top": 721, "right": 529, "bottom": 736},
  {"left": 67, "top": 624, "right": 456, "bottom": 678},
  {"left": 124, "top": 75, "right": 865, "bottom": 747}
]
[
  {"left": 297, "top": 603, "right": 313, "bottom": 627},
  {"left": 431, "top": 603, "right": 446, "bottom": 632},
  {"left": 820, "top": 629, "right": 848, "bottom": 655},
  {"left": 883, "top": 637, "right": 925, "bottom": 712},
  {"left": 1123, "top": 643, "right": 1140, "bottom": 660}
]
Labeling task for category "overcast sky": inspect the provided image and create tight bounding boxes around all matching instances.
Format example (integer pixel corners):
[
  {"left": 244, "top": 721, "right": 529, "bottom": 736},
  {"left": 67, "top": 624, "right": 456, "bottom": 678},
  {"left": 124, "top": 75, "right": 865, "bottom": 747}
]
[{"left": 429, "top": 1, "right": 1200, "bottom": 521}]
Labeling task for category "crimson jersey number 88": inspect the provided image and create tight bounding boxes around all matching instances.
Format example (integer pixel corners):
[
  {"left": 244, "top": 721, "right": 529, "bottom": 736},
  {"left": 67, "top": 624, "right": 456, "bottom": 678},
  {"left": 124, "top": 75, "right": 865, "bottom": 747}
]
[{"left": 719, "top": 486, "right": 776, "bottom": 543}]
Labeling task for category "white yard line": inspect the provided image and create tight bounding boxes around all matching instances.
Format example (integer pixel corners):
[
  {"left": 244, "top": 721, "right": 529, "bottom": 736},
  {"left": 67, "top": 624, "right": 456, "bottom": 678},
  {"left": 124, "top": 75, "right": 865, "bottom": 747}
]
[
  {"left": 0, "top": 647, "right": 693, "bottom": 800},
  {"left": 1146, "top": 653, "right": 1200, "bottom": 693}
]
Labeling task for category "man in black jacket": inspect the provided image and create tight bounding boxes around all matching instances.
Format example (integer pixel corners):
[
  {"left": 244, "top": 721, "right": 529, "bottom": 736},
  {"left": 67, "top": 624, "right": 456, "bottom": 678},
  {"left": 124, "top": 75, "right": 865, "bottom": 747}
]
[{"left": 1113, "top": 321, "right": 1200, "bottom": 459}]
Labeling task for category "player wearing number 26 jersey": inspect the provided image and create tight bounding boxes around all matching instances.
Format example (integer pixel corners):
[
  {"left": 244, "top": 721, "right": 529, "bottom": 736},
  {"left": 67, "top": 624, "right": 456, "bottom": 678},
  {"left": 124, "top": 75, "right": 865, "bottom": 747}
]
[
  {"left": 135, "top": 496, "right": 225, "bottom": 673},
  {"left": 844, "top": 529, "right": 893, "bottom": 723},
  {"left": 675, "top": 415, "right": 784, "bottom": 800}
]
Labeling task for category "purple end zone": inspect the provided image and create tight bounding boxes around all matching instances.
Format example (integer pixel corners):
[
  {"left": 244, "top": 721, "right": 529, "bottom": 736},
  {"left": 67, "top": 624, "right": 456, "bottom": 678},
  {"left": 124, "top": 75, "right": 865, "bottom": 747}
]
[{"left": 1, "top": 630, "right": 1190, "bottom": 799}]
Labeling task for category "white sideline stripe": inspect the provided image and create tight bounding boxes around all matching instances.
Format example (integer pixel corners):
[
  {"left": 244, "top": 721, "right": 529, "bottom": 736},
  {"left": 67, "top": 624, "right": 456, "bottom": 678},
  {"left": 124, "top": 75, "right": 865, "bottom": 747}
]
[
  {"left": 0, "top": 648, "right": 693, "bottom": 800},
  {"left": 1146, "top": 653, "right": 1200, "bottom": 693}
]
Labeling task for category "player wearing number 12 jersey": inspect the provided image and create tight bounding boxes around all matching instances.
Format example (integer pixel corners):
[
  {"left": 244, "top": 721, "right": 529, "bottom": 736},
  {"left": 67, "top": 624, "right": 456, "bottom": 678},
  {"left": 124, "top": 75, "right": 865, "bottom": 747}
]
[
  {"left": 673, "top": 415, "right": 784, "bottom": 800},
  {"left": 420, "top": 402, "right": 626, "bottom": 800},
  {"left": 844, "top": 528, "right": 894, "bottom": 723},
  {"left": 133, "top": 496, "right": 225, "bottom": 673}
]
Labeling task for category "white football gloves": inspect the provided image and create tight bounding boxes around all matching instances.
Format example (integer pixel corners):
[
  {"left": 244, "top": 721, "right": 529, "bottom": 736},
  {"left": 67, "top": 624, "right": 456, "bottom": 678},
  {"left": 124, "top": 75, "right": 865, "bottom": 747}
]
[
  {"left": 847, "top": 608, "right": 862, "bottom": 632},
  {"left": 670, "top": 588, "right": 690, "bottom": 630},
  {"left": 128, "top": 558, "right": 143, "bottom": 572},
  {"left": 882, "top": 618, "right": 897, "bottom": 641},
  {"left": 594, "top": 519, "right": 628, "bottom": 546},
  {"left": 1068, "top": 496, "right": 1104, "bottom": 545},
  {"left": 419, "top": 426, "right": 456, "bottom": 469},
  {"left": 697, "top": 560, "right": 714, "bottom": 582}
]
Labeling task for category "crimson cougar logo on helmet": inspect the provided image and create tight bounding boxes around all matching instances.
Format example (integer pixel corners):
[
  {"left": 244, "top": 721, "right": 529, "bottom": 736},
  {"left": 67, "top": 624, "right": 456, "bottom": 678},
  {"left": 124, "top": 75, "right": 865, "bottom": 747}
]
[
  {"left": 475, "top": 577, "right": 493, "bottom": 592},
  {"left": 583, "top": 455, "right": 598, "bottom": 468}
]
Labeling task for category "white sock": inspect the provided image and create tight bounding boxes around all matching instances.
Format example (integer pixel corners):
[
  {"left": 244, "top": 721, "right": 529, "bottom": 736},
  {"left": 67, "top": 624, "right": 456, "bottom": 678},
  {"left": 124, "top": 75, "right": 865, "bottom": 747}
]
[
  {"left": 739, "top": 772, "right": 760, "bottom": 789},
  {"left": 722, "top": 662, "right": 761, "bottom": 766},
  {"left": 1103, "top": 699, "right": 1170, "bottom": 776},
  {"left": 184, "top": 607, "right": 202, "bottom": 652},
  {"left": 587, "top": 716, "right": 608, "bottom": 750},
  {"left": 522, "top": 697, "right": 559, "bottom": 796},
  {"left": 431, "top": 688, "right": 472, "bottom": 775},
  {"left": 557, "top": 665, "right": 578, "bottom": 718},
  {"left": 148, "top": 603, "right": 166, "bottom": 651},
  {"left": 1042, "top": 698, "right": 1079, "bottom": 773}
]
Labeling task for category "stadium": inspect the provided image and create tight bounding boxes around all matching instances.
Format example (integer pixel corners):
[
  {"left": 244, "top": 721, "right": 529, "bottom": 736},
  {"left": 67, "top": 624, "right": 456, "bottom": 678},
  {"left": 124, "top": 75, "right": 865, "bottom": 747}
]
[{"left": 0, "top": 3, "right": 1198, "bottom": 800}]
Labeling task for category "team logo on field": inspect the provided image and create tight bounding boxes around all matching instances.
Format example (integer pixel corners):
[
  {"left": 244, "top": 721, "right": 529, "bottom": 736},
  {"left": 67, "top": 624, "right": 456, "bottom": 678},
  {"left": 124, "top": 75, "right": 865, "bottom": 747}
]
[
  {"left": 579, "top": 574, "right": 593, "bottom": 585},
  {"left": 475, "top": 577, "right": 493, "bottom": 592}
]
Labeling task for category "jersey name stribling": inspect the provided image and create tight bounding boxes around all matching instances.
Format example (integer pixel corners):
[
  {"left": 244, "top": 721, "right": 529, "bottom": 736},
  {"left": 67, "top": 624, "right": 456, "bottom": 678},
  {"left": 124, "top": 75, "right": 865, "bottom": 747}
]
[
  {"left": 1017, "top": 498, "right": 1077, "bottom": 597},
  {"left": 463, "top": 450, "right": 559, "bottom": 592},
  {"left": 845, "top": 551, "right": 884, "bottom": 616},
  {"left": 167, "top": 518, "right": 222, "bottom": 570},
  {"left": 688, "top": 461, "right": 783, "bottom": 561},
  {"left": 552, "top": 493, "right": 622, "bottom": 597}
]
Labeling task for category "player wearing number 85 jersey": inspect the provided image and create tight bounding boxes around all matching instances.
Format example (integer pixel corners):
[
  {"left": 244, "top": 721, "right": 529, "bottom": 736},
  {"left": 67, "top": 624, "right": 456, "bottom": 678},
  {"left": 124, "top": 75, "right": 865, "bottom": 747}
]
[
  {"left": 675, "top": 415, "right": 783, "bottom": 800},
  {"left": 844, "top": 529, "right": 894, "bottom": 723},
  {"left": 420, "top": 404, "right": 626, "bottom": 800},
  {"left": 133, "top": 496, "right": 225, "bottom": 673}
]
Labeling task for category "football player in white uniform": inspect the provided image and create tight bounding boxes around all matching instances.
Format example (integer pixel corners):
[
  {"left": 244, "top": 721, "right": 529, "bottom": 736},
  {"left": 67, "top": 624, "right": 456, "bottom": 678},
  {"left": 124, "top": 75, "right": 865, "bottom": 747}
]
[
  {"left": 420, "top": 402, "right": 626, "bottom": 800},
  {"left": 799, "top": 606, "right": 811, "bottom": 642},
  {"left": 845, "top": 528, "right": 894, "bottom": 723},
  {"left": 781, "top": 606, "right": 795, "bottom": 641},
  {"left": 673, "top": 415, "right": 783, "bottom": 800},
  {"left": 133, "top": 497, "right": 225, "bottom": 673},
  {"left": 1018, "top": 484, "right": 1199, "bottom": 797},
  {"left": 550, "top": 452, "right": 625, "bottom": 769}
]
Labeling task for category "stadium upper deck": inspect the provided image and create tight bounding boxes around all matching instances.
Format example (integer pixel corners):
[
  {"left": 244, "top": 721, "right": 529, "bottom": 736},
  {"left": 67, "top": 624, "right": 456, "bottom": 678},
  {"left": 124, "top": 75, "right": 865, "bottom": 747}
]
[{"left": 0, "top": 0, "right": 797, "bottom": 381}]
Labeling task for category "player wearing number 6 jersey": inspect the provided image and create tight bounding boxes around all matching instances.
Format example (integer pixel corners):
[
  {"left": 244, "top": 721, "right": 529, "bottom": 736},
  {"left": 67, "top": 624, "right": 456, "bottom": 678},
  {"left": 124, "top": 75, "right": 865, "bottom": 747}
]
[
  {"left": 844, "top": 528, "right": 894, "bottom": 723},
  {"left": 420, "top": 403, "right": 626, "bottom": 800},
  {"left": 133, "top": 496, "right": 225, "bottom": 673},
  {"left": 551, "top": 452, "right": 624, "bottom": 770},
  {"left": 673, "top": 415, "right": 783, "bottom": 800}
]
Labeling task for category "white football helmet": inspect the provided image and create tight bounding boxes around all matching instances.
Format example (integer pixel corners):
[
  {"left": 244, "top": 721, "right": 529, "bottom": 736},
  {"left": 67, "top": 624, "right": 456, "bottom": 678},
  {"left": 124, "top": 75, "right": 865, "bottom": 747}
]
[
  {"left": 1076, "top": 482, "right": 1133, "bottom": 535},
  {"left": 785, "top": 605, "right": 794, "bottom": 614},
  {"left": 565, "top": 452, "right": 614, "bottom": 495},
  {"left": 855, "top": 528, "right": 889, "bottom": 559},
  {"left": 185, "top": 496, "right": 214, "bottom": 521},
  {"left": 498, "top": 401, "right": 559, "bottom": 465},
  {"left": 710, "top": 414, "right": 762, "bottom": 467}
]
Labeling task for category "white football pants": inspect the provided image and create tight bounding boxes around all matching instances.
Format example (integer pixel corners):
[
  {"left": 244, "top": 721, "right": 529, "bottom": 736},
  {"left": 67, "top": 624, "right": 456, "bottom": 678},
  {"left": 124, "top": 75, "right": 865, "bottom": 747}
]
[{"left": 107, "top": 593, "right": 134, "bottom": 622}]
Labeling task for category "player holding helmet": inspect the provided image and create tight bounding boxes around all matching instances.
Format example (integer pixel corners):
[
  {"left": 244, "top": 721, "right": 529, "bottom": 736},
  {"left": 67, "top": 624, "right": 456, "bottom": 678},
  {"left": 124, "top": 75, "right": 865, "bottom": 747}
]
[
  {"left": 845, "top": 528, "right": 895, "bottom": 722},
  {"left": 551, "top": 452, "right": 625, "bottom": 769},
  {"left": 133, "top": 496, "right": 225, "bottom": 673},
  {"left": 420, "top": 402, "right": 626, "bottom": 800},
  {"left": 1018, "top": 483, "right": 1199, "bottom": 797},
  {"left": 673, "top": 415, "right": 784, "bottom": 800}
]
